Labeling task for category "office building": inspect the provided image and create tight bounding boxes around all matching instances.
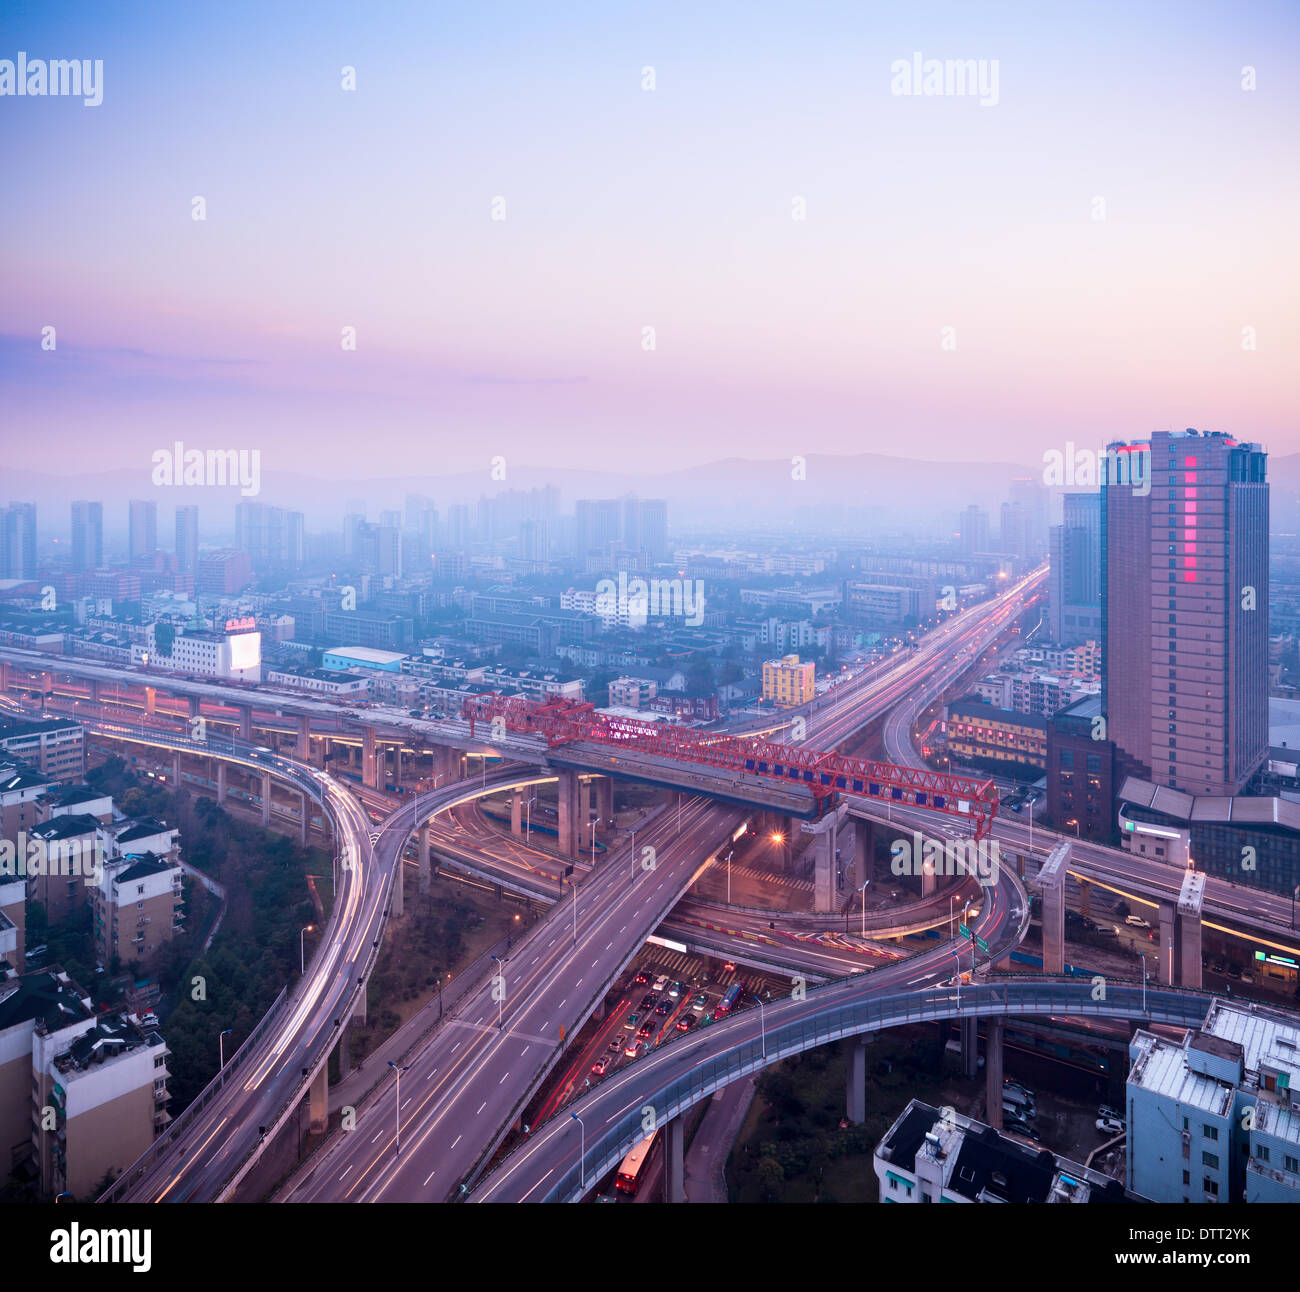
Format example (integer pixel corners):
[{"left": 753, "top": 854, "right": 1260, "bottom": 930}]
[
  {"left": 1102, "top": 430, "right": 1268, "bottom": 797},
  {"left": 945, "top": 698, "right": 1047, "bottom": 773},
  {"left": 174, "top": 505, "right": 198, "bottom": 573},
  {"left": 1045, "top": 695, "right": 1116, "bottom": 842},
  {"left": 960, "top": 504, "right": 989, "bottom": 558},
  {"left": 235, "top": 502, "right": 305, "bottom": 569},
  {"left": 70, "top": 501, "right": 103, "bottom": 573},
  {"left": 762, "top": 654, "right": 815, "bottom": 708},
  {"left": 127, "top": 500, "right": 157, "bottom": 565},
  {"left": 1048, "top": 492, "right": 1101, "bottom": 645},
  {"left": 195, "top": 549, "right": 253, "bottom": 596},
  {"left": 0, "top": 503, "right": 37, "bottom": 581}
]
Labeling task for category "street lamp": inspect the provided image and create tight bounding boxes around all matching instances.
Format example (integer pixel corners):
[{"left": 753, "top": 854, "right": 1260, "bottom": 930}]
[
  {"left": 388, "top": 1061, "right": 410, "bottom": 1156},
  {"left": 860, "top": 879, "right": 870, "bottom": 937},
  {"left": 491, "top": 953, "right": 510, "bottom": 1029},
  {"left": 726, "top": 849, "right": 735, "bottom": 905},
  {"left": 1292, "top": 884, "right": 1299, "bottom": 932},
  {"left": 1140, "top": 952, "right": 1148, "bottom": 1014},
  {"left": 219, "top": 1027, "right": 233, "bottom": 1070},
  {"left": 753, "top": 994, "right": 767, "bottom": 1060},
  {"left": 572, "top": 1111, "right": 586, "bottom": 1192},
  {"left": 629, "top": 826, "right": 637, "bottom": 889},
  {"left": 525, "top": 795, "right": 536, "bottom": 843},
  {"left": 300, "top": 924, "right": 315, "bottom": 974}
]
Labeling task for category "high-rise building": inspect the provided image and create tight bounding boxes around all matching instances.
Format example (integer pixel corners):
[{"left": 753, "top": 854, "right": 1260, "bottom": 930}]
[
  {"left": 174, "top": 505, "right": 199, "bottom": 573},
  {"left": 235, "top": 502, "right": 304, "bottom": 569},
  {"left": 446, "top": 504, "right": 472, "bottom": 550},
  {"left": 0, "top": 503, "right": 37, "bottom": 580},
  {"left": 1048, "top": 492, "right": 1100, "bottom": 644},
  {"left": 1102, "top": 429, "right": 1268, "bottom": 797},
  {"left": 959, "top": 504, "right": 988, "bottom": 557},
  {"left": 128, "top": 500, "right": 157, "bottom": 565},
  {"left": 575, "top": 499, "right": 621, "bottom": 560},
  {"left": 70, "top": 501, "right": 103, "bottom": 573}
]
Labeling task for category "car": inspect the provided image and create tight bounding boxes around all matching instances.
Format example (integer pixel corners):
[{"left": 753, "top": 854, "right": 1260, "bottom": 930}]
[
  {"left": 1240, "top": 972, "right": 1253, "bottom": 984},
  {"left": 637, "top": 1020, "right": 656, "bottom": 1039},
  {"left": 634, "top": 970, "right": 650, "bottom": 985},
  {"left": 624, "top": 1040, "right": 646, "bottom": 1060},
  {"left": 692, "top": 993, "right": 708, "bottom": 1013},
  {"left": 639, "top": 994, "right": 657, "bottom": 1011},
  {"left": 722, "top": 962, "right": 736, "bottom": 973},
  {"left": 1098, "top": 1105, "right": 1122, "bottom": 1122},
  {"left": 654, "top": 1000, "right": 671, "bottom": 1016},
  {"left": 668, "top": 981, "right": 684, "bottom": 999},
  {"left": 1096, "top": 1116, "right": 1125, "bottom": 1135},
  {"left": 607, "top": 1037, "right": 623, "bottom": 1053},
  {"left": 676, "top": 1015, "right": 697, "bottom": 1032},
  {"left": 622, "top": 1012, "right": 640, "bottom": 1030},
  {"left": 1125, "top": 915, "right": 1152, "bottom": 929},
  {"left": 591, "top": 1056, "right": 611, "bottom": 1076},
  {"left": 652, "top": 974, "right": 669, "bottom": 993},
  {"left": 140, "top": 1012, "right": 160, "bottom": 1027}
]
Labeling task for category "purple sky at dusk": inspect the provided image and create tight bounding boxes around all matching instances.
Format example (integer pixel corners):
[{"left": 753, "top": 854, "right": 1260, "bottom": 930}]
[{"left": 3, "top": 0, "right": 1298, "bottom": 489}]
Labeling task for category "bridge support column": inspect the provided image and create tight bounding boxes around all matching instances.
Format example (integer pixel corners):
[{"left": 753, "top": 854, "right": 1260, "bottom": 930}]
[
  {"left": 261, "top": 773, "right": 272, "bottom": 826},
  {"left": 1038, "top": 840, "right": 1070, "bottom": 975},
  {"left": 1158, "top": 901, "right": 1176, "bottom": 986},
  {"left": 846, "top": 1039, "right": 868, "bottom": 1124},
  {"left": 920, "top": 854, "right": 937, "bottom": 898},
  {"left": 392, "top": 746, "right": 402, "bottom": 785},
  {"left": 216, "top": 760, "right": 226, "bottom": 804},
  {"left": 188, "top": 694, "right": 201, "bottom": 721},
  {"left": 362, "top": 725, "right": 379, "bottom": 790},
  {"left": 87, "top": 678, "right": 100, "bottom": 704},
  {"left": 802, "top": 804, "right": 848, "bottom": 914},
  {"left": 297, "top": 714, "right": 311, "bottom": 761},
  {"left": 852, "top": 819, "right": 868, "bottom": 889},
  {"left": 578, "top": 777, "right": 593, "bottom": 852},
  {"left": 665, "top": 1115, "right": 685, "bottom": 1204},
  {"left": 391, "top": 851, "right": 404, "bottom": 918},
  {"left": 300, "top": 791, "right": 309, "bottom": 845},
  {"left": 597, "top": 776, "right": 614, "bottom": 829},
  {"left": 985, "top": 1016, "right": 1004, "bottom": 1130},
  {"left": 309, "top": 1065, "right": 329, "bottom": 1134},
  {"left": 1079, "top": 878, "right": 1091, "bottom": 919},
  {"left": 0, "top": 661, "right": 8, "bottom": 695},
  {"left": 557, "top": 768, "right": 580, "bottom": 858},
  {"left": 962, "top": 1016, "right": 979, "bottom": 1078},
  {"left": 144, "top": 685, "right": 156, "bottom": 716},
  {"left": 1178, "top": 871, "right": 1205, "bottom": 989},
  {"left": 419, "top": 823, "right": 432, "bottom": 894},
  {"left": 238, "top": 705, "right": 252, "bottom": 741},
  {"left": 511, "top": 788, "right": 523, "bottom": 837},
  {"left": 172, "top": 751, "right": 182, "bottom": 787}
]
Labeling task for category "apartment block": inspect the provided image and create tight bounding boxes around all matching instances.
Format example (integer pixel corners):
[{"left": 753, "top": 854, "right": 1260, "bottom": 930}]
[
  {"left": 0, "top": 715, "right": 85, "bottom": 781},
  {"left": 92, "top": 853, "right": 185, "bottom": 968},
  {"left": 762, "top": 654, "right": 815, "bottom": 708}
]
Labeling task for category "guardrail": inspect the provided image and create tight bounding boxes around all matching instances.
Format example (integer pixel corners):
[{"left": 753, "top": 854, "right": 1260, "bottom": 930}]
[
  {"left": 97, "top": 985, "right": 290, "bottom": 1204},
  {"left": 474, "top": 975, "right": 1211, "bottom": 1203}
]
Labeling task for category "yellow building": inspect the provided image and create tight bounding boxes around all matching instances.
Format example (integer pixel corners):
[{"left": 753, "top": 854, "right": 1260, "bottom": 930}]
[{"left": 762, "top": 654, "right": 815, "bottom": 708}]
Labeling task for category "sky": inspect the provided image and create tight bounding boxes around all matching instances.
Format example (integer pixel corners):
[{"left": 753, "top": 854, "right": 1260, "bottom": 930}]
[{"left": 2, "top": 0, "right": 1298, "bottom": 490}]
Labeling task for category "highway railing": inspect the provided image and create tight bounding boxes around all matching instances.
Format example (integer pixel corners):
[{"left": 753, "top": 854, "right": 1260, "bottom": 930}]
[{"left": 473, "top": 975, "right": 1213, "bottom": 1203}]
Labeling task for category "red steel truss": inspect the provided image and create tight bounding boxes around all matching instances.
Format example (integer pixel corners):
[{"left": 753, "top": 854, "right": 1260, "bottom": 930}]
[{"left": 462, "top": 693, "right": 1000, "bottom": 841}]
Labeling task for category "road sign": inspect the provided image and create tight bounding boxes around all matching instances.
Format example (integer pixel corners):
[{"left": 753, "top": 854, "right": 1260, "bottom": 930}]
[
  {"left": 958, "top": 923, "right": 972, "bottom": 940},
  {"left": 976, "top": 936, "right": 989, "bottom": 953}
]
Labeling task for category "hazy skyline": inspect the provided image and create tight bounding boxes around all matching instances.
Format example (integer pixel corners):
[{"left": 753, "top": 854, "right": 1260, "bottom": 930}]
[{"left": 4, "top": 0, "right": 1298, "bottom": 485}]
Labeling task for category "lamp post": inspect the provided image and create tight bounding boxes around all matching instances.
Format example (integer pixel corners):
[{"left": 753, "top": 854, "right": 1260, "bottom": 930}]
[
  {"left": 860, "top": 879, "right": 870, "bottom": 937},
  {"left": 726, "top": 849, "right": 735, "bottom": 905},
  {"left": 300, "top": 924, "right": 315, "bottom": 975},
  {"left": 388, "top": 1061, "right": 410, "bottom": 1156},
  {"left": 1140, "top": 952, "right": 1147, "bottom": 1014},
  {"left": 491, "top": 953, "right": 509, "bottom": 1029},
  {"left": 571, "top": 879, "right": 577, "bottom": 946},
  {"left": 952, "top": 945, "right": 963, "bottom": 1008},
  {"left": 572, "top": 1111, "right": 586, "bottom": 1193},
  {"left": 629, "top": 827, "right": 637, "bottom": 890},
  {"left": 525, "top": 795, "right": 535, "bottom": 843},
  {"left": 1027, "top": 797, "right": 1034, "bottom": 852},
  {"left": 753, "top": 994, "right": 767, "bottom": 1060},
  {"left": 219, "top": 1027, "right": 233, "bottom": 1070}
]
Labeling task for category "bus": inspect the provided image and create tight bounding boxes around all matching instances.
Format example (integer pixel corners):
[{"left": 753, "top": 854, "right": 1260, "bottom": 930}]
[
  {"left": 615, "top": 1132, "right": 658, "bottom": 1196},
  {"left": 713, "top": 982, "right": 742, "bottom": 1019}
]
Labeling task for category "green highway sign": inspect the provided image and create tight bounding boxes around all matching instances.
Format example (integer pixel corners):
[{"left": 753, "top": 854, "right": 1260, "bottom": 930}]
[
  {"left": 976, "top": 936, "right": 989, "bottom": 953},
  {"left": 958, "top": 923, "right": 972, "bottom": 940}
]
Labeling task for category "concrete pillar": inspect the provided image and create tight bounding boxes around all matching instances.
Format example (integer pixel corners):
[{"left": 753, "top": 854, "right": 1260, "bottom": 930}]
[
  {"left": 1079, "top": 878, "right": 1091, "bottom": 919},
  {"left": 846, "top": 1039, "right": 868, "bottom": 1124},
  {"left": 666, "top": 1115, "right": 685, "bottom": 1204},
  {"left": 217, "top": 761, "right": 227, "bottom": 804},
  {"left": 419, "top": 823, "right": 432, "bottom": 895},
  {"left": 961, "top": 1016, "right": 979, "bottom": 1078},
  {"left": 921, "top": 852, "right": 937, "bottom": 898},
  {"left": 87, "top": 678, "right": 100, "bottom": 703},
  {"left": 297, "top": 714, "right": 311, "bottom": 761},
  {"left": 579, "top": 777, "right": 593, "bottom": 852},
  {"left": 300, "top": 791, "right": 309, "bottom": 846},
  {"left": 172, "top": 751, "right": 182, "bottom": 787},
  {"left": 0, "top": 661, "right": 8, "bottom": 695},
  {"left": 188, "top": 694, "right": 201, "bottom": 720},
  {"left": 362, "top": 726, "right": 379, "bottom": 790},
  {"left": 1158, "top": 902, "right": 1176, "bottom": 986},
  {"left": 238, "top": 705, "right": 252, "bottom": 741},
  {"left": 1178, "top": 871, "right": 1205, "bottom": 990},
  {"left": 557, "top": 768, "right": 580, "bottom": 858},
  {"left": 393, "top": 746, "right": 403, "bottom": 784},
  {"left": 852, "top": 819, "right": 868, "bottom": 889},
  {"left": 802, "top": 804, "right": 847, "bottom": 914},
  {"left": 597, "top": 776, "right": 614, "bottom": 828},
  {"left": 511, "top": 788, "right": 523, "bottom": 837},
  {"left": 392, "top": 849, "right": 404, "bottom": 918},
  {"left": 985, "top": 1016, "right": 1004, "bottom": 1130},
  {"left": 261, "top": 773, "right": 272, "bottom": 826},
  {"left": 1038, "top": 840, "right": 1070, "bottom": 976},
  {"left": 144, "top": 685, "right": 157, "bottom": 716},
  {"left": 309, "top": 1065, "right": 329, "bottom": 1134}
]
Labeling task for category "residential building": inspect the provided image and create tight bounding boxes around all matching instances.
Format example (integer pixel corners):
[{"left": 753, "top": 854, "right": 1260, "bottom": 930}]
[
  {"left": 1048, "top": 491, "right": 1101, "bottom": 645},
  {"left": 0, "top": 715, "right": 85, "bottom": 781},
  {"left": 174, "top": 505, "right": 198, "bottom": 573},
  {"left": 945, "top": 699, "right": 1047, "bottom": 773},
  {"left": 70, "top": 501, "right": 103, "bottom": 573},
  {"left": 127, "top": 500, "right": 157, "bottom": 564},
  {"left": 762, "top": 654, "right": 815, "bottom": 708}
]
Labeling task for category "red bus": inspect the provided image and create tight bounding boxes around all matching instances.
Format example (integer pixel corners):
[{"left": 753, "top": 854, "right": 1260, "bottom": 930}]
[
  {"left": 712, "top": 982, "right": 742, "bottom": 1019},
  {"left": 615, "top": 1132, "right": 658, "bottom": 1195}
]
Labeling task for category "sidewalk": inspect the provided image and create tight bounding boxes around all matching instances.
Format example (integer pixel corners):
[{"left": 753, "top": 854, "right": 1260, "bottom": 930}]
[{"left": 682, "top": 1075, "right": 756, "bottom": 1203}]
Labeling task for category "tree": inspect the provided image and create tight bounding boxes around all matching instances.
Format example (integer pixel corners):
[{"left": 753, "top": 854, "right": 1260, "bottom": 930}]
[{"left": 757, "top": 1156, "right": 785, "bottom": 1202}]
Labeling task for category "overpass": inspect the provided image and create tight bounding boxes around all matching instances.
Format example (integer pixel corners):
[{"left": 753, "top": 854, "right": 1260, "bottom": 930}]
[{"left": 470, "top": 976, "right": 1231, "bottom": 1203}]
